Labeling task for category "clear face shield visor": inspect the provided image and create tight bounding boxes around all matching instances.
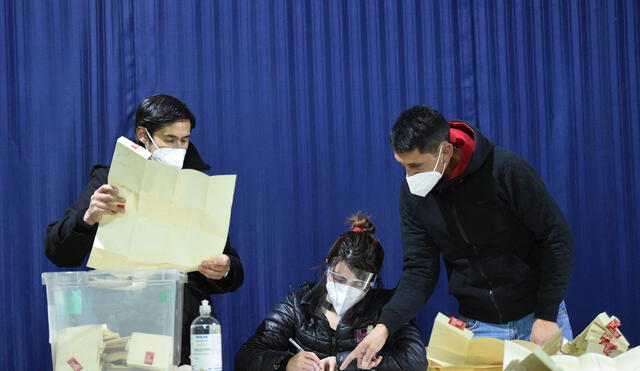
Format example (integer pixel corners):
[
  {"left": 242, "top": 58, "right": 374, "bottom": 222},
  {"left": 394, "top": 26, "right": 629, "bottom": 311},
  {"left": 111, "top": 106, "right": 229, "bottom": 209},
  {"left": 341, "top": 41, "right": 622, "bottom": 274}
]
[
  {"left": 326, "top": 264, "right": 376, "bottom": 290},
  {"left": 324, "top": 263, "right": 376, "bottom": 317}
]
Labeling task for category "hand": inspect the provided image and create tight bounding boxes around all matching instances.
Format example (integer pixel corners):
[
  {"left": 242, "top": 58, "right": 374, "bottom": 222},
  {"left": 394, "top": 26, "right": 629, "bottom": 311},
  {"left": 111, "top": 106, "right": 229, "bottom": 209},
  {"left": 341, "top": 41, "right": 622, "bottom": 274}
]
[
  {"left": 286, "top": 351, "right": 322, "bottom": 371},
  {"left": 530, "top": 318, "right": 560, "bottom": 345},
  {"left": 319, "top": 356, "right": 336, "bottom": 371},
  {"left": 340, "top": 324, "right": 388, "bottom": 370},
  {"left": 83, "top": 184, "right": 125, "bottom": 225},
  {"left": 198, "top": 254, "right": 231, "bottom": 280},
  {"left": 357, "top": 355, "right": 382, "bottom": 369}
]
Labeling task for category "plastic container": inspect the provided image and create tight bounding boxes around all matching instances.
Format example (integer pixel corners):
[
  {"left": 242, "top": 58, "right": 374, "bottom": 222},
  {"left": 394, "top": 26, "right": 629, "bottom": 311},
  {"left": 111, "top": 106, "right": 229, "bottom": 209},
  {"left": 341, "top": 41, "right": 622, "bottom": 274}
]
[{"left": 42, "top": 269, "right": 187, "bottom": 371}]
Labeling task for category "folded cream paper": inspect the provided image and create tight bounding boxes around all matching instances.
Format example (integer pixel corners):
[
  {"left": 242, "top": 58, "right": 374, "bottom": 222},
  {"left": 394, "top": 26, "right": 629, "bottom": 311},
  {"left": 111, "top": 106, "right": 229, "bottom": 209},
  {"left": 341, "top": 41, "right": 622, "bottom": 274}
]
[
  {"left": 426, "top": 312, "right": 562, "bottom": 371},
  {"left": 54, "top": 324, "right": 104, "bottom": 371},
  {"left": 504, "top": 345, "right": 640, "bottom": 371},
  {"left": 502, "top": 331, "right": 563, "bottom": 371},
  {"left": 427, "top": 312, "right": 505, "bottom": 368},
  {"left": 88, "top": 137, "right": 236, "bottom": 272},
  {"left": 126, "top": 332, "right": 173, "bottom": 370}
]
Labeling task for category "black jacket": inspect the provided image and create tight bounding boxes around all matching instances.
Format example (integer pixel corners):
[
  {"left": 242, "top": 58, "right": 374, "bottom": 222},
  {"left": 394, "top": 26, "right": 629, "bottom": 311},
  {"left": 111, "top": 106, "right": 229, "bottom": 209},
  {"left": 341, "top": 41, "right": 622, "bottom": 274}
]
[
  {"left": 44, "top": 142, "right": 244, "bottom": 365},
  {"left": 379, "top": 122, "right": 573, "bottom": 334},
  {"left": 235, "top": 282, "right": 427, "bottom": 371}
]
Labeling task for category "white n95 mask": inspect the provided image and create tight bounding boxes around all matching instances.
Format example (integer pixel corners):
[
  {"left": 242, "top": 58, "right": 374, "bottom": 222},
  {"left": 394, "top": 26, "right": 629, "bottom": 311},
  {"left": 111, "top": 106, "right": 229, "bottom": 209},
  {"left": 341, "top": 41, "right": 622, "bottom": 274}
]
[
  {"left": 325, "top": 281, "right": 367, "bottom": 317},
  {"left": 406, "top": 144, "right": 446, "bottom": 197},
  {"left": 145, "top": 129, "right": 187, "bottom": 169}
]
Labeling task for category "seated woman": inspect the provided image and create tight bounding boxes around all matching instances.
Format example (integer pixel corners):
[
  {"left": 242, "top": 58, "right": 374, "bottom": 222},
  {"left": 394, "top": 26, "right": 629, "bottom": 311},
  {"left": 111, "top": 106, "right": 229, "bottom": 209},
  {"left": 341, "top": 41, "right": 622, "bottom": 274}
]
[{"left": 235, "top": 214, "right": 427, "bottom": 371}]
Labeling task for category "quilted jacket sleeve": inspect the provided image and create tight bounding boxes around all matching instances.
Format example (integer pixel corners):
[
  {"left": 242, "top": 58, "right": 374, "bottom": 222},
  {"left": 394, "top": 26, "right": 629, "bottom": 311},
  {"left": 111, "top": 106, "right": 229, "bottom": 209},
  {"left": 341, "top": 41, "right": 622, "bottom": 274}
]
[
  {"left": 235, "top": 292, "right": 299, "bottom": 371},
  {"left": 376, "top": 319, "right": 427, "bottom": 371}
]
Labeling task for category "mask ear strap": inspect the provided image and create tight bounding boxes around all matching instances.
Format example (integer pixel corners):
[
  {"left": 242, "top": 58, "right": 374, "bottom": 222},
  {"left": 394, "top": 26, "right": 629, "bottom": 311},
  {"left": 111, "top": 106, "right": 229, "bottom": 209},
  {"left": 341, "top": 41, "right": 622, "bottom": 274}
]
[
  {"left": 432, "top": 144, "right": 444, "bottom": 171},
  {"left": 434, "top": 143, "right": 448, "bottom": 174},
  {"left": 145, "top": 128, "right": 160, "bottom": 151}
]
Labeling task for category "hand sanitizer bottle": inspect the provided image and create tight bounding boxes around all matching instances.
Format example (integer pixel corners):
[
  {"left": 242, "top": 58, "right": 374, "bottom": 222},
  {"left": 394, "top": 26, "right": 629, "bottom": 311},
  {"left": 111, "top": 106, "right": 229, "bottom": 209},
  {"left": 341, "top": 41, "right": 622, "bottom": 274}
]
[{"left": 190, "top": 299, "right": 222, "bottom": 370}]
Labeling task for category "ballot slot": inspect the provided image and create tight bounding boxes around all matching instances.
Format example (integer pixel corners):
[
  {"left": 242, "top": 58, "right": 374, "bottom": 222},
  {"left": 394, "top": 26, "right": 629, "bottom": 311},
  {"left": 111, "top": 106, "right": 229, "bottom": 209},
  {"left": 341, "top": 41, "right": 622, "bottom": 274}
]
[{"left": 42, "top": 269, "right": 187, "bottom": 371}]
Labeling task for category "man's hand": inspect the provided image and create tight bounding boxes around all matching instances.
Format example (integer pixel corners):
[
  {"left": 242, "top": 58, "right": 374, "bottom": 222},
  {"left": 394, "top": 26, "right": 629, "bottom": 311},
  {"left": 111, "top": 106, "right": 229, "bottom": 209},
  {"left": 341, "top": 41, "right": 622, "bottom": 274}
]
[
  {"left": 83, "top": 184, "right": 125, "bottom": 225},
  {"left": 339, "top": 323, "right": 388, "bottom": 370},
  {"left": 530, "top": 318, "right": 560, "bottom": 345},
  {"left": 286, "top": 351, "right": 322, "bottom": 371},
  {"left": 198, "top": 254, "right": 231, "bottom": 280}
]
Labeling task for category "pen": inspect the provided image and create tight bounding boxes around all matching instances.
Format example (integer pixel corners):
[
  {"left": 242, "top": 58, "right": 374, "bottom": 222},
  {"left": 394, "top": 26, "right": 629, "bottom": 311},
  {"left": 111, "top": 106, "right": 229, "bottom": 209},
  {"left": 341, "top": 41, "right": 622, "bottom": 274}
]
[
  {"left": 288, "top": 338, "right": 320, "bottom": 371},
  {"left": 288, "top": 337, "right": 305, "bottom": 353}
]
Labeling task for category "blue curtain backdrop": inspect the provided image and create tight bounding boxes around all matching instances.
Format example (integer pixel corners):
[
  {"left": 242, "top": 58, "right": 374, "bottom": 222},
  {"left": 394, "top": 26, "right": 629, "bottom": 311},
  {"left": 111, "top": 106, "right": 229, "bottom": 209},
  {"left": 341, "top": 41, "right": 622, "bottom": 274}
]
[{"left": 1, "top": 0, "right": 639, "bottom": 369}]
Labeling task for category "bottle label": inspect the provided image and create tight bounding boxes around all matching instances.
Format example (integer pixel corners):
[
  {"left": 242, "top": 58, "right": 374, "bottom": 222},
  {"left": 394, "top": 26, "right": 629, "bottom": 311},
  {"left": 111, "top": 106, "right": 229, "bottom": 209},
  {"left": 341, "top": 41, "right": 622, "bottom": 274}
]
[{"left": 191, "top": 334, "right": 222, "bottom": 370}]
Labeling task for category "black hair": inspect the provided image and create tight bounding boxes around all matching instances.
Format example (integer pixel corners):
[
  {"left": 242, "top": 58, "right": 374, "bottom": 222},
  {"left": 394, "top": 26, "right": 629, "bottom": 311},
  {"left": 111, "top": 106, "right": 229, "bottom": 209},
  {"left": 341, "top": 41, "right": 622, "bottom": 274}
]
[
  {"left": 135, "top": 94, "right": 196, "bottom": 136},
  {"left": 325, "top": 213, "right": 384, "bottom": 277},
  {"left": 390, "top": 105, "right": 450, "bottom": 154}
]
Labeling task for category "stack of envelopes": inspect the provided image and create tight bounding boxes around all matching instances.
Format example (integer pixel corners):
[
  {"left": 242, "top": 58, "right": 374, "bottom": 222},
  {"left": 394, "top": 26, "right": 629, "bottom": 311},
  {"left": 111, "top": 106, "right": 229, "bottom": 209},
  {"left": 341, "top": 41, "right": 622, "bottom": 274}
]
[
  {"left": 562, "top": 312, "right": 629, "bottom": 357},
  {"left": 101, "top": 326, "right": 130, "bottom": 369}
]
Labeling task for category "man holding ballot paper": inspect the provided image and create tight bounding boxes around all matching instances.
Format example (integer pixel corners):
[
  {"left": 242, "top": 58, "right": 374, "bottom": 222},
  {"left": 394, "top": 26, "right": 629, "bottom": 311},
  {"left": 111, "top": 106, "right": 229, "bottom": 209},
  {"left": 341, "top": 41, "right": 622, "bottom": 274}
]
[{"left": 44, "top": 94, "right": 244, "bottom": 365}]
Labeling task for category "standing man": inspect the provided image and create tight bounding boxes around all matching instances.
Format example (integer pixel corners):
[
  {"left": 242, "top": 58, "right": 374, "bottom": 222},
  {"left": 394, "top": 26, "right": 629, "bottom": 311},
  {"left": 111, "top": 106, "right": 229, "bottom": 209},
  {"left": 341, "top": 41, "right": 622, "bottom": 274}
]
[
  {"left": 342, "top": 105, "right": 573, "bottom": 369},
  {"left": 45, "top": 94, "right": 244, "bottom": 365}
]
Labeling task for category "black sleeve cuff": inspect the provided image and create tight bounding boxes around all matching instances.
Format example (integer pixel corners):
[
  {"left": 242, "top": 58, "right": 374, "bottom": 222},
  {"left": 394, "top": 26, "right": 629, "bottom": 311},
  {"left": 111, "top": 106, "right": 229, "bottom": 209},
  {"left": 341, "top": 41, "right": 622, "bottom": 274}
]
[
  {"left": 378, "top": 309, "right": 403, "bottom": 336},
  {"left": 73, "top": 208, "right": 98, "bottom": 234},
  {"left": 535, "top": 299, "right": 561, "bottom": 322}
]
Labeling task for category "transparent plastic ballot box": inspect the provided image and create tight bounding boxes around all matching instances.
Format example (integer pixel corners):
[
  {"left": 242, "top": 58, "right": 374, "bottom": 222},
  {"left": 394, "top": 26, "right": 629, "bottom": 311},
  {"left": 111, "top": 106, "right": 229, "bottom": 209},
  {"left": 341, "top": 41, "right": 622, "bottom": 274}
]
[{"left": 42, "top": 269, "right": 187, "bottom": 371}]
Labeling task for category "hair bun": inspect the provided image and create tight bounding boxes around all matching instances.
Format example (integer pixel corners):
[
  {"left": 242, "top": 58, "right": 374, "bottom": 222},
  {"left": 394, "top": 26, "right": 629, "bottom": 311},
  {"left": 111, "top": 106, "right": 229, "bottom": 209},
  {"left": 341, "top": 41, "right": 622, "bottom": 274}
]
[{"left": 347, "top": 213, "right": 376, "bottom": 234}]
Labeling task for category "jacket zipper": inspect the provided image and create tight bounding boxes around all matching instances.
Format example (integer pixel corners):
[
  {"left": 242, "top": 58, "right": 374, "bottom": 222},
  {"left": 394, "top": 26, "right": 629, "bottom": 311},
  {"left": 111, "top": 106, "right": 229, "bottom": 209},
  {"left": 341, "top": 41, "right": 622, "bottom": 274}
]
[
  {"left": 451, "top": 203, "right": 505, "bottom": 323},
  {"left": 331, "top": 334, "right": 336, "bottom": 355}
]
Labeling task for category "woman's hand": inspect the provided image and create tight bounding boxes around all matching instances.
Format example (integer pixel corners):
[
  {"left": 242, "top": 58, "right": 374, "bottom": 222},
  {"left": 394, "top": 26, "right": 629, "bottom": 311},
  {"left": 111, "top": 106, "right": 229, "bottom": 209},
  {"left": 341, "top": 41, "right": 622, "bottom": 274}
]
[
  {"left": 319, "top": 356, "right": 337, "bottom": 371},
  {"left": 286, "top": 351, "right": 322, "bottom": 371}
]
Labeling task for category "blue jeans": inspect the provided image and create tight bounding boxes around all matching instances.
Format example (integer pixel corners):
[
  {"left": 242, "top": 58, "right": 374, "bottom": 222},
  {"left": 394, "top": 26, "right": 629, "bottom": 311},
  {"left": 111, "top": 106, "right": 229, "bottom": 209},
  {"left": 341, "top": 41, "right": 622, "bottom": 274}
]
[{"left": 458, "top": 301, "right": 574, "bottom": 341}]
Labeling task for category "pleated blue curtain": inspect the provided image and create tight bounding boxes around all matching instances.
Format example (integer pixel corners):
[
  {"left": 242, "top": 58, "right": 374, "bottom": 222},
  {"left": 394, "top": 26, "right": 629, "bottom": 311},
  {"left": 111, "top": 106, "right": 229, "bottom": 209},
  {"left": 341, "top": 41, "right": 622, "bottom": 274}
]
[{"left": 1, "top": 1, "right": 638, "bottom": 369}]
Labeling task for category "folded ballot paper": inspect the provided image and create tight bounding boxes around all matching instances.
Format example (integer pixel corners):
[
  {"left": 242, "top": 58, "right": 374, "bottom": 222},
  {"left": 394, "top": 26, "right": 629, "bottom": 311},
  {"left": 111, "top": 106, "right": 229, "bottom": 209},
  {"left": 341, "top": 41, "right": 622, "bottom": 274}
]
[
  {"left": 501, "top": 311, "right": 638, "bottom": 371},
  {"left": 126, "top": 332, "right": 173, "bottom": 370},
  {"left": 427, "top": 312, "right": 508, "bottom": 370},
  {"left": 427, "top": 311, "right": 640, "bottom": 371},
  {"left": 55, "top": 324, "right": 104, "bottom": 371},
  {"left": 88, "top": 137, "right": 236, "bottom": 272},
  {"left": 561, "top": 312, "right": 629, "bottom": 357},
  {"left": 504, "top": 343, "right": 640, "bottom": 371},
  {"left": 427, "top": 312, "right": 561, "bottom": 371},
  {"left": 54, "top": 324, "right": 176, "bottom": 371},
  {"left": 55, "top": 324, "right": 128, "bottom": 371}
]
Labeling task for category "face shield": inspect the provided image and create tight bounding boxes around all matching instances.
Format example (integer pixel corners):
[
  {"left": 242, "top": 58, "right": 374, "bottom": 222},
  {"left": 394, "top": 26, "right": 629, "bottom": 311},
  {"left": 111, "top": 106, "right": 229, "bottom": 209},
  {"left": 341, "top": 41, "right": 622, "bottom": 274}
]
[
  {"left": 325, "top": 263, "right": 376, "bottom": 317},
  {"left": 326, "top": 265, "right": 376, "bottom": 290}
]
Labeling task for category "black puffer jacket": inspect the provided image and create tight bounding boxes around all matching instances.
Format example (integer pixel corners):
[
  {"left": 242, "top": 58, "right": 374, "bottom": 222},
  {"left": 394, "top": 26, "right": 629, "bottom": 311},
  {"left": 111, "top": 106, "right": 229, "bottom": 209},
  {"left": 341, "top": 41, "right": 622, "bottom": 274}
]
[
  {"left": 235, "top": 281, "right": 427, "bottom": 371},
  {"left": 44, "top": 141, "right": 244, "bottom": 365}
]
